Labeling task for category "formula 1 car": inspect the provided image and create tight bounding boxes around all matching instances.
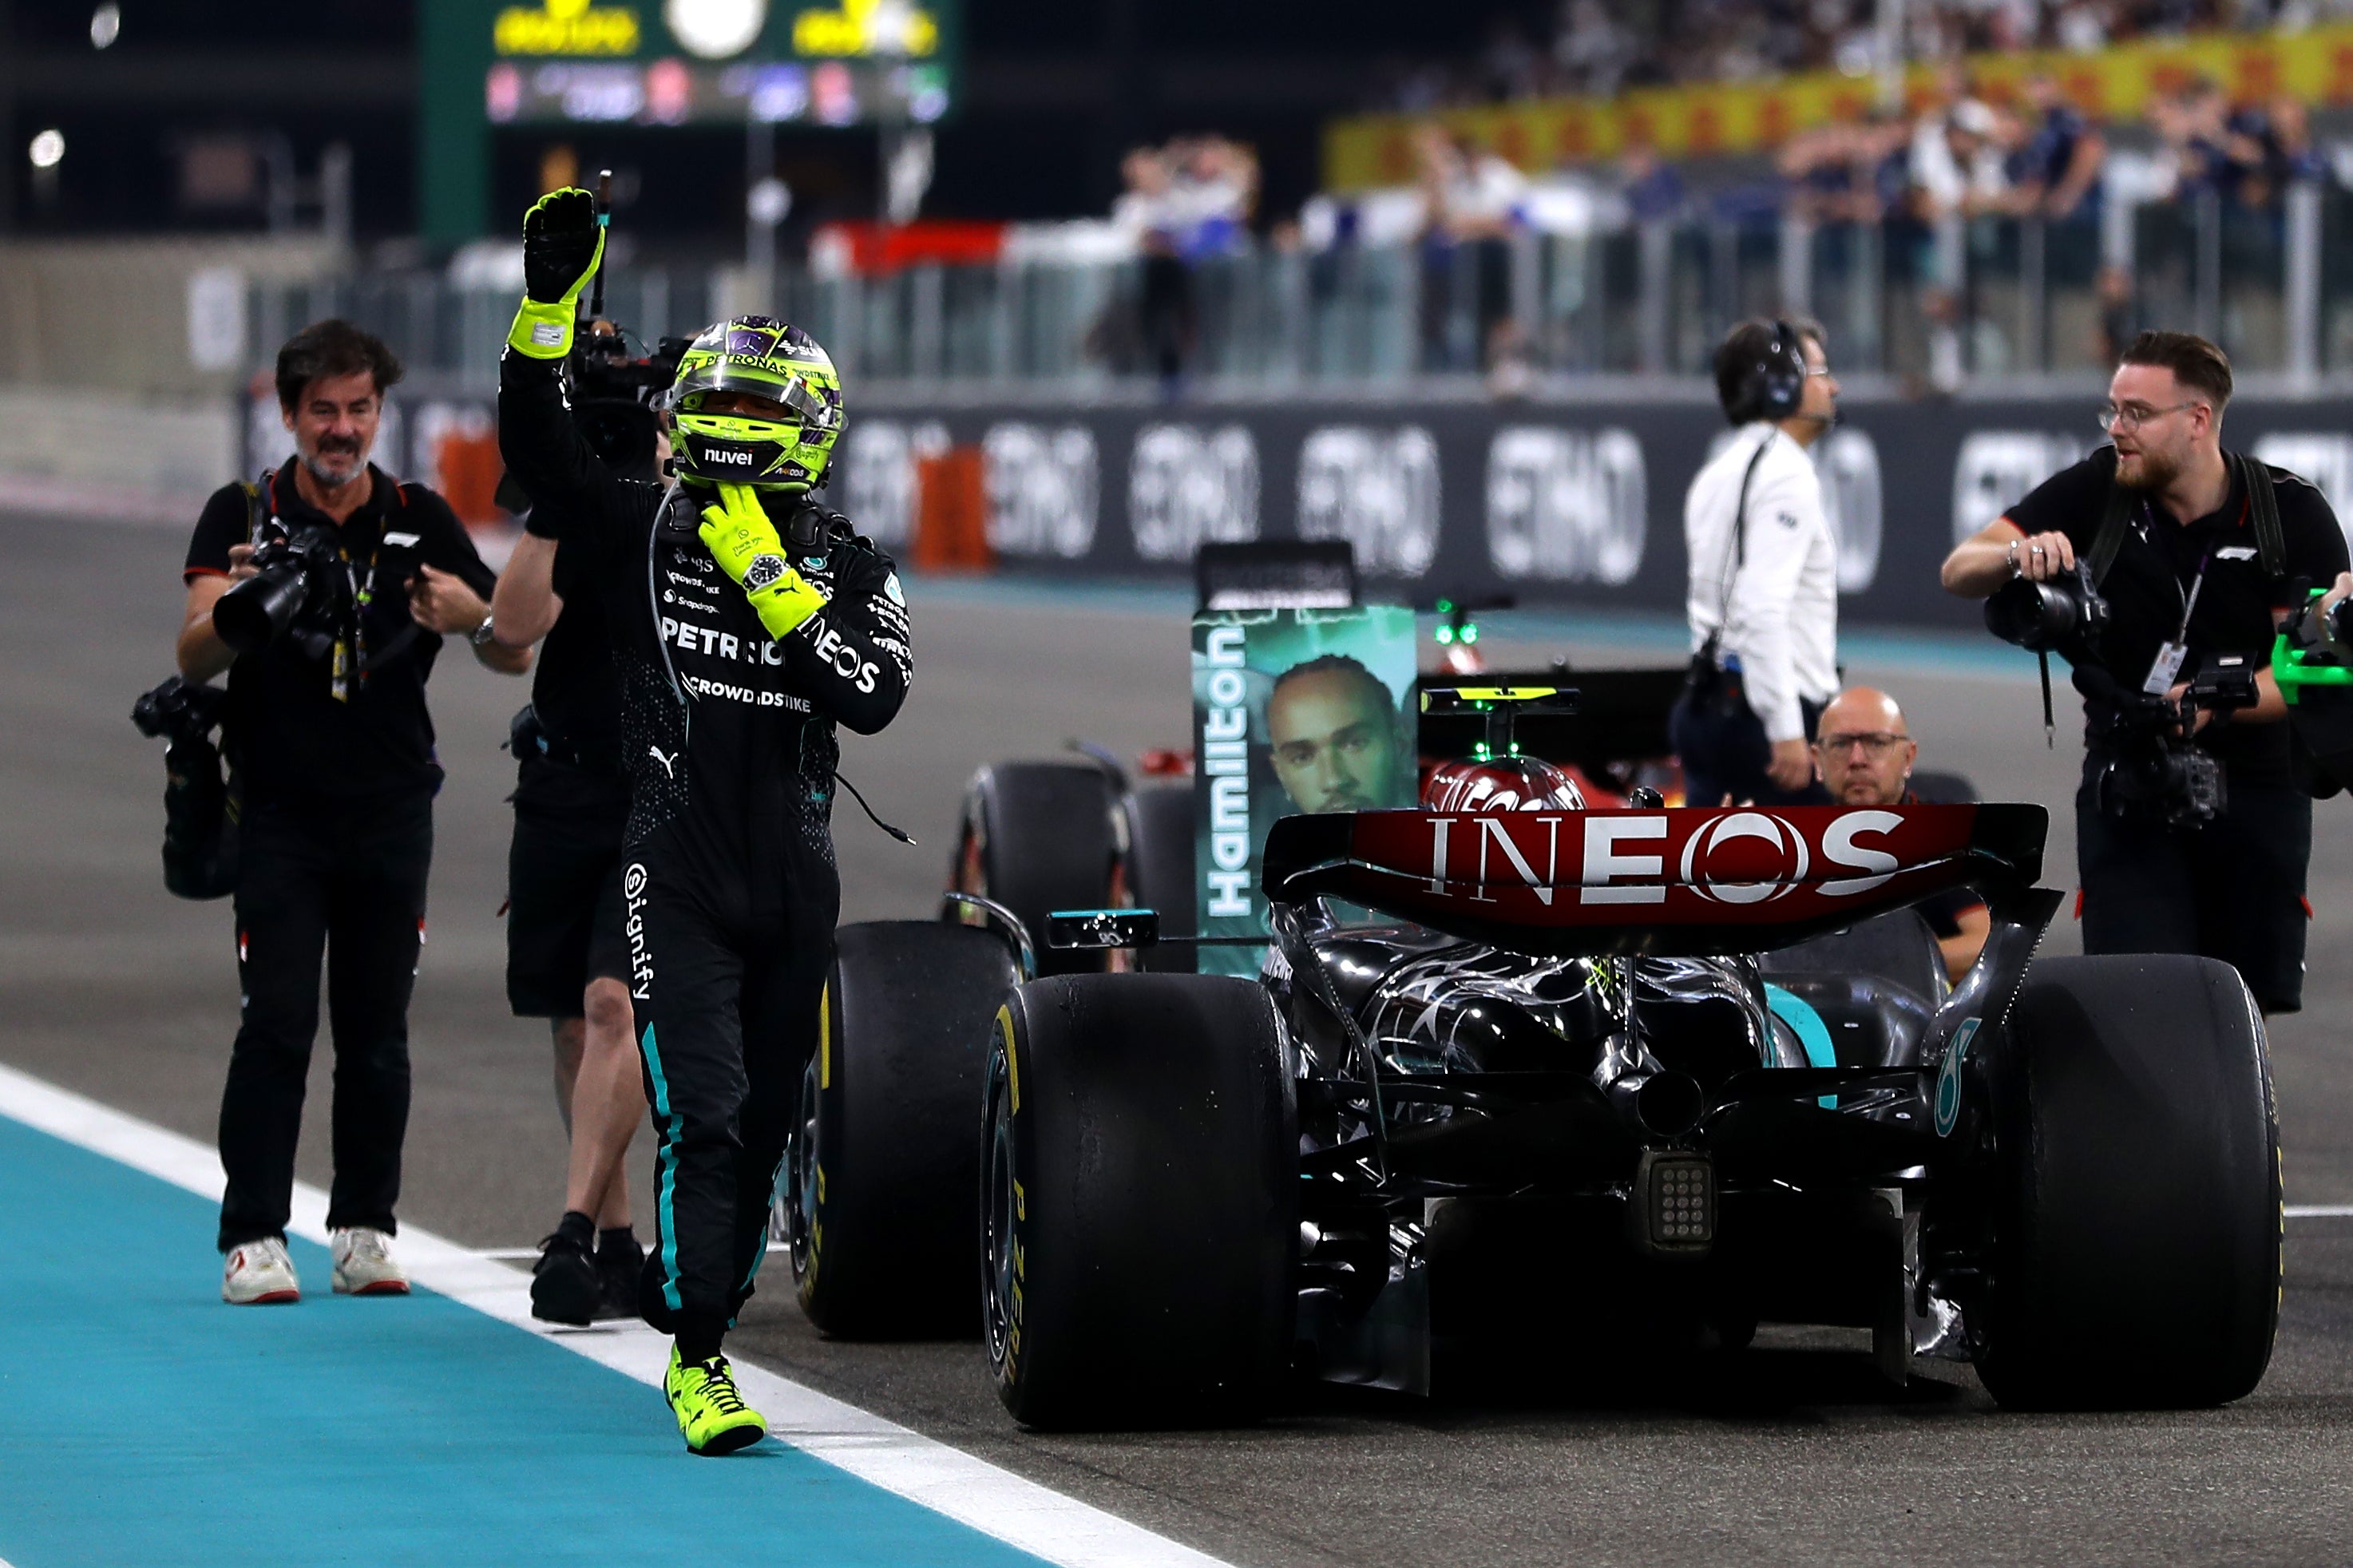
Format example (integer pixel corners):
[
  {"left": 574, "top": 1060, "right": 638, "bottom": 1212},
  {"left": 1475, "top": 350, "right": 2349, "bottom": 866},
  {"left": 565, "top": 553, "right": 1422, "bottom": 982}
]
[{"left": 969, "top": 746, "right": 2279, "bottom": 1426}]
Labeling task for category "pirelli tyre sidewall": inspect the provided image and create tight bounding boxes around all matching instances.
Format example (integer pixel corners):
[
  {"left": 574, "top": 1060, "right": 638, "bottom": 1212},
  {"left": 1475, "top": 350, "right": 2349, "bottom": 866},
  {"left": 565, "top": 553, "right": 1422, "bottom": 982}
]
[
  {"left": 1975, "top": 952, "right": 2281, "bottom": 1410},
  {"left": 788, "top": 919, "right": 1020, "bottom": 1339},
  {"left": 984, "top": 974, "right": 1297, "bottom": 1429},
  {"left": 953, "top": 761, "right": 1121, "bottom": 977}
]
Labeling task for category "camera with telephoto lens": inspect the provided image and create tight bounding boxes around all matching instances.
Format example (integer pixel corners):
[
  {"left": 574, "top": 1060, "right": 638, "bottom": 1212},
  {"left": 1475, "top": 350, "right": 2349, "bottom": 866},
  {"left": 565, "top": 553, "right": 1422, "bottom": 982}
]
[
  {"left": 1984, "top": 560, "right": 2113, "bottom": 654},
  {"left": 210, "top": 515, "right": 351, "bottom": 659},
  {"left": 2094, "top": 653, "right": 2260, "bottom": 829},
  {"left": 130, "top": 675, "right": 239, "bottom": 900}
]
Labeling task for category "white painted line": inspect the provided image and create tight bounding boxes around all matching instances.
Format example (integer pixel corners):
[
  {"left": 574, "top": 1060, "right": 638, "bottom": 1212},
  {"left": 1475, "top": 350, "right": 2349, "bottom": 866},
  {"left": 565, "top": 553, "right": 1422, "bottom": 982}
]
[
  {"left": 2286, "top": 1205, "right": 2353, "bottom": 1218},
  {"left": 0, "top": 1060, "right": 1230, "bottom": 1568}
]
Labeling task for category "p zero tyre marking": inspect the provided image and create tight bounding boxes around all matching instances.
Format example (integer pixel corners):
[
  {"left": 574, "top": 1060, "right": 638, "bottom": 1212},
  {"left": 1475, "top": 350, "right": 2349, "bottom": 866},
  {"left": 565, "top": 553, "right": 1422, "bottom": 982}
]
[
  {"left": 819, "top": 982, "right": 833, "bottom": 1090},
  {"left": 997, "top": 1004, "right": 1020, "bottom": 1114}
]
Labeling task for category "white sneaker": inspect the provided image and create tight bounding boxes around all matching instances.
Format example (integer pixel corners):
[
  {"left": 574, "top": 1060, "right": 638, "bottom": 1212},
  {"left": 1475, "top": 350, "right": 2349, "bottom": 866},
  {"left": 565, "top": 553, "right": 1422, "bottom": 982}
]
[
  {"left": 330, "top": 1227, "right": 410, "bottom": 1296},
  {"left": 222, "top": 1237, "right": 300, "bottom": 1305}
]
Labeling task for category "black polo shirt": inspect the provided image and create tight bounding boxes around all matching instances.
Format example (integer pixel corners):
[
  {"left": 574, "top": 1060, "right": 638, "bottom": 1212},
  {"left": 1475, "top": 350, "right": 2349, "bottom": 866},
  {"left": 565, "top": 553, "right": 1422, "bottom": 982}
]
[
  {"left": 518, "top": 500, "right": 622, "bottom": 770},
  {"left": 2002, "top": 446, "right": 2348, "bottom": 785},
  {"left": 186, "top": 463, "right": 497, "bottom": 801}
]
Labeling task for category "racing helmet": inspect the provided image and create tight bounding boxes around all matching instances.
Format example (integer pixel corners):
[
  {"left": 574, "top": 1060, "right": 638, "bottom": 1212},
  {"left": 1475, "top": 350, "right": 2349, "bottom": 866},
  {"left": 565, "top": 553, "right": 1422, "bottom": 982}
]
[
  {"left": 656, "top": 315, "right": 843, "bottom": 491},
  {"left": 1423, "top": 757, "right": 1586, "bottom": 814}
]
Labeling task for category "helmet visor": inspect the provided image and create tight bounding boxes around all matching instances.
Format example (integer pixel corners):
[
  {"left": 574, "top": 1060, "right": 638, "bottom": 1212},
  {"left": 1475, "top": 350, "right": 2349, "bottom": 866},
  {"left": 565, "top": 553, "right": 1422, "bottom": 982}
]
[{"left": 657, "top": 361, "right": 836, "bottom": 432}]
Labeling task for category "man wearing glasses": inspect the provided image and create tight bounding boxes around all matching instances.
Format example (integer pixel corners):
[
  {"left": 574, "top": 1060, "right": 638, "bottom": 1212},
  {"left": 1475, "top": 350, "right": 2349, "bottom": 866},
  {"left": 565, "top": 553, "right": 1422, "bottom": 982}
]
[
  {"left": 1813, "top": 687, "right": 1988, "bottom": 984},
  {"left": 1941, "top": 331, "right": 2347, "bottom": 1013},
  {"left": 1674, "top": 318, "right": 1842, "bottom": 808}
]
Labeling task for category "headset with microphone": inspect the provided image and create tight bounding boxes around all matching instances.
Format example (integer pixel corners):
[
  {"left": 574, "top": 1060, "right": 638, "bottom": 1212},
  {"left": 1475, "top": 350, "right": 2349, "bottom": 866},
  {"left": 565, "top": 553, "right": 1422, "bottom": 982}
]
[{"left": 1736, "top": 319, "right": 1809, "bottom": 422}]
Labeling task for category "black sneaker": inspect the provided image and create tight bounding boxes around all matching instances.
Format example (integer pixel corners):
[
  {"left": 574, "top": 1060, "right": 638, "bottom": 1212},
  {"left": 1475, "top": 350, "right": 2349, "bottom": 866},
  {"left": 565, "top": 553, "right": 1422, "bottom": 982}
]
[
  {"left": 531, "top": 1230, "right": 601, "bottom": 1326},
  {"left": 595, "top": 1230, "right": 645, "bottom": 1321}
]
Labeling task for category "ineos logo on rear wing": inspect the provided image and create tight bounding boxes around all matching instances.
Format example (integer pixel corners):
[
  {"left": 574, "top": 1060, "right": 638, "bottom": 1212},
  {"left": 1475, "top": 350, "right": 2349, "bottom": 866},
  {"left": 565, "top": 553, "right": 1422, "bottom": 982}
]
[{"left": 1263, "top": 804, "right": 2046, "bottom": 957}]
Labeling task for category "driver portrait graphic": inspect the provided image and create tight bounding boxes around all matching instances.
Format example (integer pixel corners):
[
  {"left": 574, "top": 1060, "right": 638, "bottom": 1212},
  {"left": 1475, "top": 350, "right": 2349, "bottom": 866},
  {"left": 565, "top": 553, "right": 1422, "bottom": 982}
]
[{"left": 1192, "top": 606, "right": 1416, "bottom": 974}]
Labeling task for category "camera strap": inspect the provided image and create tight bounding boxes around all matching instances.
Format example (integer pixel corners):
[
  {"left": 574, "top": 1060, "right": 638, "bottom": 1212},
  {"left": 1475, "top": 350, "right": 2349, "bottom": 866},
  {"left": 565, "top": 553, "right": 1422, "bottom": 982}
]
[{"left": 1698, "top": 430, "right": 1777, "bottom": 671}]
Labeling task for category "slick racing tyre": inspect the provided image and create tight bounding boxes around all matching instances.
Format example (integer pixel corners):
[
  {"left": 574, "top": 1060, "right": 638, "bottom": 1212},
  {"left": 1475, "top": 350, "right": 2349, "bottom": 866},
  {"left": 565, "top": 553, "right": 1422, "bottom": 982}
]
[
  {"left": 1975, "top": 954, "right": 2280, "bottom": 1410},
  {"left": 1119, "top": 782, "right": 1196, "bottom": 975},
  {"left": 953, "top": 762, "right": 1120, "bottom": 977},
  {"left": 783, "top": 920, "right": 1021, "bottom": 1338},
  {"left": 984, "top": 974, "right": 1296, "bottom": 1428}
]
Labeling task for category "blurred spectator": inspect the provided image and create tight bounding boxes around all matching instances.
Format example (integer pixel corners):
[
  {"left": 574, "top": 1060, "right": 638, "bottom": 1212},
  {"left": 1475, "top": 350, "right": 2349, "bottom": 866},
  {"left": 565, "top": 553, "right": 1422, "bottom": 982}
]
[
  {"left": 2153, "top": 77, "right": 2268, "bottom": 204},
  {"left": 1619, "top": 142, "right": 1689, "bottom": 224},
  {"left": 1107, "top": 135, "right": 1260, "bottom": 387},
  {"left": 1111, "top": 146, "right": 1193, "bottom": 384},
  {"left": 2005, "top": 71, "right": 2106, "bottom": 220},
  {"left": 1555, "top": 0, "right": 1634, "bottom": 96},
  {"left": 1480, "top": 18, "right": 1546, "bottom": 101},
  {"left": 1379, "top": 0, "right": 2300, "bottom": 116},
  {"left": 1416, "top": 125, "right": 1527, "bottom": 372}
]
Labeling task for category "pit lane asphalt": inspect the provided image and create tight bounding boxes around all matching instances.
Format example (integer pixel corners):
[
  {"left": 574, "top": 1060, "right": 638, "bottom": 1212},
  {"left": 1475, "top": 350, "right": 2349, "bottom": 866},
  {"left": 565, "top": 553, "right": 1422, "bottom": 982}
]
[{"left": 11, "top": 509, "right": 2353, "bottom": 1566}]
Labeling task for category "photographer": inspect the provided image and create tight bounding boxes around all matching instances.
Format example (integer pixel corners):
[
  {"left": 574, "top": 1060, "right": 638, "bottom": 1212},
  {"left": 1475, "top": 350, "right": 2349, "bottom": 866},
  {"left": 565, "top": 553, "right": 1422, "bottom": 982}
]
[
  {"left": 1673, "top": 318, "right": 1841, "bottom": 808},
  {"left": 178, "top": 319, "right": 528, "bottom": 1305},
  {"left": 493, "top": 322, "right": 675, "bottom": 1326},
  {"left": 1942, "top": 331, "right": 2347, "bottom": 1013},
  {"left": 498, "top": 190, "right": 910, "bottom": 1454}
]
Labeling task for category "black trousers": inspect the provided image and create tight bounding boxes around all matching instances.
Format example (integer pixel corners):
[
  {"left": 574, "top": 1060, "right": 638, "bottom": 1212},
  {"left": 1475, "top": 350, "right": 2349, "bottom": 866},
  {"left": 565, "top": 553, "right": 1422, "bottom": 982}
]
[
  {"left": 1669, "top": 690, "right": 1832, "bottom": 809},
  {"left": 2077, "top": 769, "right": 2312, "bottom": 1014},
  {"left": 216, "top": 790, "right": 432, "bottom": 1251},
  {"left": 624, "top": 822, "right": 838, "bottom": 1345}
]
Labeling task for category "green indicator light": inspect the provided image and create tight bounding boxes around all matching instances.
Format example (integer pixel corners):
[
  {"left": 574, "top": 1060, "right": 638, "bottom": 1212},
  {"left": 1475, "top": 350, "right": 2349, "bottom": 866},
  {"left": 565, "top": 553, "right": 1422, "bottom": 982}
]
[
  {"left": 1461, "top": 624, "right": 1479, "bottom": 644},
  {"left": 1436, "top": 625, "right": 1455, "bottom": 644}
]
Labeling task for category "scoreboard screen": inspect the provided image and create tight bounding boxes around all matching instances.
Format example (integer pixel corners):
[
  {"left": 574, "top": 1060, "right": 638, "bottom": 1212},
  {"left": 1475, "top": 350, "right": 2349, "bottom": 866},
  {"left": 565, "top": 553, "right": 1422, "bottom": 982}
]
[{"left": 483, "top": 0, "right": 957, "bottom": 126}]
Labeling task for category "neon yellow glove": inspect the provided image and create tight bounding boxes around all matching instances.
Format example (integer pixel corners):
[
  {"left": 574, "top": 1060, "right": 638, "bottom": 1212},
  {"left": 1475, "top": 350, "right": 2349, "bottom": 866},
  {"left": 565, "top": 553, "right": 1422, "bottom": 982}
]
[
  {"left": 699, "top": 483, "right": 828, "bottom": 639},
  {"left": 507, "top": 188, "right": 605, "bottom": 360}
]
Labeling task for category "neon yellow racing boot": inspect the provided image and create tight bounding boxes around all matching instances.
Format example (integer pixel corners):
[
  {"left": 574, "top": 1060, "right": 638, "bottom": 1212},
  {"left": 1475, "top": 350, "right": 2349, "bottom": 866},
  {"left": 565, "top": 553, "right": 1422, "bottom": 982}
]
[{"left": 664, "top": 1344, "right": 768, "bottom": 1455}]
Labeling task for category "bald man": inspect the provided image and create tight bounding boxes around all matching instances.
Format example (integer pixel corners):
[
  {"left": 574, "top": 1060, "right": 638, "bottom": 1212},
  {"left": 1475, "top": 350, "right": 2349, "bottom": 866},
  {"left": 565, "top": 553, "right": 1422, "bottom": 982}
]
[{"left": 1812, "top": 687, "right": 1989, "bottom": 983}]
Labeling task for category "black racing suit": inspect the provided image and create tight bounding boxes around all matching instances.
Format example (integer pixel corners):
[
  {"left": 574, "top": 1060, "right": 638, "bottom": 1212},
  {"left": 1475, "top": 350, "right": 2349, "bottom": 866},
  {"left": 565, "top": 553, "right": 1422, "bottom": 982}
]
[{"left": 498, "top": 348, "right": 911, "bottom": 1347}]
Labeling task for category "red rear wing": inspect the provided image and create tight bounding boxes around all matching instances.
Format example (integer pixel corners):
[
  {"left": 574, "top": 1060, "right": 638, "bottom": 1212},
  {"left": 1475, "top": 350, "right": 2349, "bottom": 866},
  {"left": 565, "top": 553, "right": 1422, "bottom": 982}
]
[{"left": 1262, "top": 804, "right": 2046, "bottom": 957}]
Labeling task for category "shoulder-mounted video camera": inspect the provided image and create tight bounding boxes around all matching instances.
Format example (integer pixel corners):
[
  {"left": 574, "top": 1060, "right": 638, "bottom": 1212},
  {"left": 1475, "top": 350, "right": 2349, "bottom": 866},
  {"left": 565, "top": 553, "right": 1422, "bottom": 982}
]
[{"left": 564, "top": 324, "right": 687, "bottom": 484}]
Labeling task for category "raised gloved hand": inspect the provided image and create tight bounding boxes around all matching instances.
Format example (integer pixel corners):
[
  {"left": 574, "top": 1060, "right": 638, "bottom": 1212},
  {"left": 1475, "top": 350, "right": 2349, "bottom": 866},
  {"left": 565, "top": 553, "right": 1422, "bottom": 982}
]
[
  {"left": 699, "top": 483, "right": 827, "bottom": 639},
  {"left": 507, "top": 188, "right": 605, "bottom": 361}
]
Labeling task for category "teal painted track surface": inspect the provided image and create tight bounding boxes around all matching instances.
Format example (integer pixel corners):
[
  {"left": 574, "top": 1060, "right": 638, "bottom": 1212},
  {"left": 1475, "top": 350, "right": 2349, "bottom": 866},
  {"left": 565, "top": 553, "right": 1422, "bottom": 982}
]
[{"left": 0, "top": 1113, "right": 1042, "bottom": 1568}]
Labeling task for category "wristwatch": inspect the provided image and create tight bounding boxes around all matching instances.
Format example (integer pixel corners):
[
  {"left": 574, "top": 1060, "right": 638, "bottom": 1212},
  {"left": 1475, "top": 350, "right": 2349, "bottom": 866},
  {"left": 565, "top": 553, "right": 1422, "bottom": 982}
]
[
  {"left": 469, "top": 613, "right": 498, "bottom": 647},
  {"left": 743, "top": 554, "right": 787, "bottom": 593}
]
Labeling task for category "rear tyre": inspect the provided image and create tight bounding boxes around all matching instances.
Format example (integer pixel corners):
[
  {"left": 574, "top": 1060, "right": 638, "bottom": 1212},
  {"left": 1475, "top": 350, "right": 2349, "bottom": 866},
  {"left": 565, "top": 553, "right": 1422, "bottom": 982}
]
[
  {"left": 983, "top": 974, "right": 1296, "bottom": 1428},
  {"left": 1121, "top": 782, "right": 1196, "bottom": 974},
  {"left": 784, "top": 920, "right": 1020, "bottom": 1338},
  {"left": 1975, "top": 954, "right": 2280, "bottom": 1410},
  {"left": 953, "top": 762, "right": 1119, "bottom": 976}
]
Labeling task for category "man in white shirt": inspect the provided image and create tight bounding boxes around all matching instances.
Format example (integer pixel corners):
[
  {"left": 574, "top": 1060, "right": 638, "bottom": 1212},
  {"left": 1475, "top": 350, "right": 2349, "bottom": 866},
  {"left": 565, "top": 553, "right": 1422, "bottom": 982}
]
[{"left": 1672, "top": 317, "right": 1842, "bottom": 807}]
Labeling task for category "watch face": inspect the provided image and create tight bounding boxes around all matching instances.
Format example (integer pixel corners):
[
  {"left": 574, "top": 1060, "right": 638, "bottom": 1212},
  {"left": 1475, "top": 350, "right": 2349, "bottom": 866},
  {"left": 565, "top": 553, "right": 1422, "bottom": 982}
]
[{"left": 743, "top": 553, "right": 786, "bottom": 592}]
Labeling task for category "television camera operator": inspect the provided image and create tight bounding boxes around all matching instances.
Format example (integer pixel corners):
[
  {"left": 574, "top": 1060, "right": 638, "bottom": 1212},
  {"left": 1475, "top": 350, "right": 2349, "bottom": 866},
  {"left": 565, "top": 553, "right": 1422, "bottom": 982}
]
[
  {"left": 1941, "top": 330, "right": 2347, "bottom": 1014},
  {"left": 178, "top": 320, "right": 529, "bottom": 1305},
  {"left": 490, "top": 320, "right": 680, "bottom": 1325}
]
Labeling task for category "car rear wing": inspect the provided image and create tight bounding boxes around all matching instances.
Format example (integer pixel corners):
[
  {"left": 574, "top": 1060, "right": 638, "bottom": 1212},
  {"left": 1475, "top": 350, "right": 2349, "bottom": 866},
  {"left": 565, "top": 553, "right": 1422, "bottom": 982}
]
[{"left": 1261, "top": 803, "right": 2046, "bottom": 958}]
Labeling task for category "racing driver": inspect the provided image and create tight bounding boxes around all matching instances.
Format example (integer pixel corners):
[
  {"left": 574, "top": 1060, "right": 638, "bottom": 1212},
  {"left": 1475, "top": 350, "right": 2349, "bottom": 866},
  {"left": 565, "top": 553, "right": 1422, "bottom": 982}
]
[{"left": 497, "top": 188, "right": 911, "bottom": 1455}]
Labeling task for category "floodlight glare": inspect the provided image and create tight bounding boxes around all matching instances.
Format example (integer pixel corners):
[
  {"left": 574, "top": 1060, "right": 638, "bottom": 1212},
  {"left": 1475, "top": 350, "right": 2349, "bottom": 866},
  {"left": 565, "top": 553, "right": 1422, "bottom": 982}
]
[{"left": 665, "top": 0, "right": 765, "bottom": 58}]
